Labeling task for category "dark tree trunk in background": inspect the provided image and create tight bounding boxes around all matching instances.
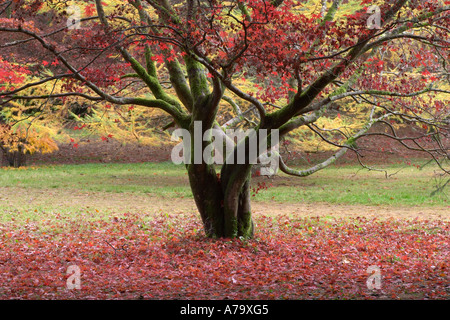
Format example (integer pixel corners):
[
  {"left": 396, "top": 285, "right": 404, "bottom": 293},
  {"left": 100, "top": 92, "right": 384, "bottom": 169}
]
[{"left": 2, "top": 145, "right": 26, "bottom": 168}]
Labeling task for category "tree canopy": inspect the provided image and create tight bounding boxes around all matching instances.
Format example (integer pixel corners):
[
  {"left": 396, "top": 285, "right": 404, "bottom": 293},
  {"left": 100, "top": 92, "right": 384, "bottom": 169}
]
[{"left": 0, "top": 0, "right": 449, "bottom": 237}]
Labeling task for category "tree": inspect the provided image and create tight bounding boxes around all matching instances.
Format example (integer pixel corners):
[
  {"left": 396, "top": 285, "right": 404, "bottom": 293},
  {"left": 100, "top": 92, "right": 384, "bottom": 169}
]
[
  {"left": 0, "top": 56, "right": 62, "bottom": 167},
  {"left": 0, "top": 0, "right": 449, "bottom": 237},
  {"left": 0, "top": 54, "right": 61, "bottom": 167}
]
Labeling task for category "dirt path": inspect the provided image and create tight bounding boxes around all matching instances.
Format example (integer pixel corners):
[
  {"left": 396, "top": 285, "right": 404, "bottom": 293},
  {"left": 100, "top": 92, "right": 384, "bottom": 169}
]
[
  {"left": 253, "top": 201, "right": 449, "bottom": 221},
  {"left": 1, "top": 187, "right": 448, "bottom": 221}
]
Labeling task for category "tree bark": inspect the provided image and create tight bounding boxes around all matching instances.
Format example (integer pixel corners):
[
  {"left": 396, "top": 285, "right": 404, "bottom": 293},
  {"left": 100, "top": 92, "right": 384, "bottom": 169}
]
[
  {"left": 187, "top": 162, "right": 254, "bottom": 238},
  {"left": 187, "top": 162, "right": 224, "bottom": 238},
  {"left": 221, "top": 164, "right": 254, "bottom": 238},
  {"left": 3, "top": 145, "right": 26, "bottom": 168}
]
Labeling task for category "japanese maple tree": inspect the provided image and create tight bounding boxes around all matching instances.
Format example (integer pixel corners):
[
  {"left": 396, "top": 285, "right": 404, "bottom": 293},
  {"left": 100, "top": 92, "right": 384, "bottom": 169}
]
[{"left": 0, "top": 0, "right": 449, "bottom": 238}]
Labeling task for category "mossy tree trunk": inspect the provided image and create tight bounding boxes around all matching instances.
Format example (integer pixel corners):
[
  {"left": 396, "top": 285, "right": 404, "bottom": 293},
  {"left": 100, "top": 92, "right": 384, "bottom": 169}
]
[
  {"left": 185, "top": 106, "right": 255, "bottom": 238},
  {"left": 187, "top": 161, "right": 254, "bottom": 238}
]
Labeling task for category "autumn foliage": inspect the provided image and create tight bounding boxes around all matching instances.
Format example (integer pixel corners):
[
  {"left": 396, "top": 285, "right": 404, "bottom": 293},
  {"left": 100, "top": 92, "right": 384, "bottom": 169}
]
[
  {"left": 0, "top": 57, "right": 59, "bottom": 166},
  {"left": 0, "top": 212, "right": 448, "bottom": 299}
]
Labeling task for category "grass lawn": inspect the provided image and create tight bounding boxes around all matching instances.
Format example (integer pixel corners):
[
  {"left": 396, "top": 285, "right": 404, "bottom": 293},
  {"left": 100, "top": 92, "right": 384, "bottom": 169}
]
[
  {"left": 0, "top": 160, "right": 448, "bottom": 225},
  {"left": 0, "top": 160, "right": 448, "bottom": 208}
]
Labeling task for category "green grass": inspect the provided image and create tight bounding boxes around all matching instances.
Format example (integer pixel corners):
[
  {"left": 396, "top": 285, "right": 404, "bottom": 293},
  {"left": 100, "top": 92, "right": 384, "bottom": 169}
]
[
  {"left": 0, "top": 161, "right": 191, "bottom": 196},
  {"left": 0, "top": 160, "right": 448, "bottom": 211},
  {"left": 253, "top": 163, "right": 449, "bottom": 207}
]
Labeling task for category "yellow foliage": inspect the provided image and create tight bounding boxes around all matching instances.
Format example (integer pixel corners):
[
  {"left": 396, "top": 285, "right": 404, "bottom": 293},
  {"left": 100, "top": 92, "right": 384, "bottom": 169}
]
[
  {"left": 1, "top": 67, "right": 71, "bottom": 157},
  {"left": 288, "top": 98, "right": 372, "bottom": 152},
  {"left": 69, "top": 104, "right": 174, "bottom": 147},
  {"left": 0, "top": 123, "right": 59, "bottom": 155}
]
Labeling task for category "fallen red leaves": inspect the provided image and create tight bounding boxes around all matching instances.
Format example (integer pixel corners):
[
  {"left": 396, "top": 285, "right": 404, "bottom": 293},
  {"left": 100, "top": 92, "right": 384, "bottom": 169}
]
[{"left": 0, "top": 212, "right": 448, "bottom": 300}]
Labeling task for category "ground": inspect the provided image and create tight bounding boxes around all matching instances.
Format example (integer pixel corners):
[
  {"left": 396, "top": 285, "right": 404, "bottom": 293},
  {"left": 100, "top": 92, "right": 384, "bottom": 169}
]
[
  {"left": 1, "top": 134, "right": 448, "bottom": 300},
  {"left": 1, "top": 187, "right": 448, "bottom": 222}
]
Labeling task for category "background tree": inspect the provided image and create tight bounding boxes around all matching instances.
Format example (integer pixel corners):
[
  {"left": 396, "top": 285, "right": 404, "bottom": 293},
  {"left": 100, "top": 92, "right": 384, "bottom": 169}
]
[
  {"left": 0, "top": 0, "right": 448, "bottom": 237},
  {"left": 0, "top": 55, "right": 60, "bottom": 167}
]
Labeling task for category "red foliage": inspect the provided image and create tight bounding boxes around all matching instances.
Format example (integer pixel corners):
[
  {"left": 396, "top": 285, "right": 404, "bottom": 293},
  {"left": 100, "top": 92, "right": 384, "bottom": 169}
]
[
  {"left": 0, "top": 213, "right": 448, "bottom": 299},
  {"left": 0, "top": 57, "right": 30, "bottom": 91}
]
